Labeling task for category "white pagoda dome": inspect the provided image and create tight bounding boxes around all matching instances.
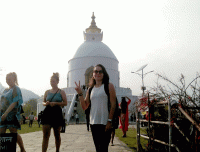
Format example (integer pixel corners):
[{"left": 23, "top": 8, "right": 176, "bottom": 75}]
[
  {"left": 73, "top": 41, "right": 117, "bottom": 60},
  {"left": 68, "top": 12, "right": 119, "bottom": 88}
]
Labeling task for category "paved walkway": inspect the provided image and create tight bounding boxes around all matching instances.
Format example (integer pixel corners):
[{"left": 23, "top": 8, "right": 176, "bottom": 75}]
[{"left": 16, "top": 124, "right": 133, "bottom": 152}]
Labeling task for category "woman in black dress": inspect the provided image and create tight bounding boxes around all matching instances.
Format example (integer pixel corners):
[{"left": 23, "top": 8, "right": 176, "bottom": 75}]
[{"left": 42, "top": 73, "right": 67, "bottom": 152}]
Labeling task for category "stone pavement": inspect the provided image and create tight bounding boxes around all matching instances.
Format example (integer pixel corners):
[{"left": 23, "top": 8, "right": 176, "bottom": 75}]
[{"left": 16, "top": 124, "right": 133, "bottom": 152}]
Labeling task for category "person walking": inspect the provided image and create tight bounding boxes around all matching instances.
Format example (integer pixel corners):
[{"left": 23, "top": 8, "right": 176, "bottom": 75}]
[
  {"left": 22, "top": 114, "right": 26, "bottom": 124},
  {"left": 0, "top": 72, "right": 26, "bottom": 152},
  {"left": 130, "top": 113, "right": 134, "bottom": 122},
  {"left": 42, "top": 73, "right": 67, "bottom": 152},
  {"left": 119, "top": 96, "right": 131, "bottom": 137},
  {"left": 38, "top": 111, "right": 43, "bottom": 127},
  {"left": 110, "top": 128, "right": 116, "bottom": 146},
  {"left": 29, "top": 112, "right": 34, "bottom": 127},
  {"left": 110, "top": 101, "right": 120, "bottom": 146},
  {"left": 85, "top": 106, "right": 90, "bottom": 131},
  {"left": 75, "top": 113, "right": 79, "bottom": 124},
  {"left": 61, "top": 107, "right": 66, "bottom": 133},
  {"left": 75, "top": 64, "right": 116, "bottom": 152}
]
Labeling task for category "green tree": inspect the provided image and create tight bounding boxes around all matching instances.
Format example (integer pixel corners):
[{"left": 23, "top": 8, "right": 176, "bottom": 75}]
[{"left": 23, "top": 99, "right": 37, "bottom": 117}]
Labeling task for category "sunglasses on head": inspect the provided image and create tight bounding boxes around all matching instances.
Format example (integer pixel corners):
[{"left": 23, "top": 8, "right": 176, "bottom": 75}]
[{"left": 93, "top": 70, "right": 103, "bottom": 74}]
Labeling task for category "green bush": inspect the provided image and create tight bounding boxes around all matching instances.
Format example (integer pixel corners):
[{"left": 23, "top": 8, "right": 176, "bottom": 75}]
[
  {"left": 6, "top": 121, "right": 42, "bottom": 134},
  {"left": 115, "top": 127, "right": 148, "bottom": 151}
]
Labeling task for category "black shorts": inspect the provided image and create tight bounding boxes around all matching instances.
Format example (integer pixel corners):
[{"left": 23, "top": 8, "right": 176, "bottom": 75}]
[{"left": 42, "top": 106, "right": 63, "bottom": 127}]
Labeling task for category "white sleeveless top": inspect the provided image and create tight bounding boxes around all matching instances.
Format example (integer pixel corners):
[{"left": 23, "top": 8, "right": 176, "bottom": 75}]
[{"left": 90, "top": 84, "right": 109, "bottom": 125}]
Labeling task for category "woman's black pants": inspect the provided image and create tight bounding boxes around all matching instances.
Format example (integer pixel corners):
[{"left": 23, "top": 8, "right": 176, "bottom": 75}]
[{"left": 90, "top": 124, "right": 112, "bottom": 152}]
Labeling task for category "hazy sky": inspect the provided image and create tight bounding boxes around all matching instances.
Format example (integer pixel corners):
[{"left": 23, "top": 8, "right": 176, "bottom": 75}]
[{"left": 0, "top": 0, "right": 200, "bottom": 96}]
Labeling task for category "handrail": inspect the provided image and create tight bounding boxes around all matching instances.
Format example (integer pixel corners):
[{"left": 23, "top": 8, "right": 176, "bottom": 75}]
[
  {"left": 140, "top": 119, "right": 169, "bottom": 125},
  {"left": 177, "top": 106, "right": 200, "bottom": 132},
  {"left": 137, "top": 97, "right": 173, "bottom": 152},
  {"left": 155, "top": 101, "right": 169, "bottom": 105},
  {"left": 139, "top": 134, "right": 174, "bottom": 147},
  {"left": 140, "top": 134, "right": 181, "bottom": 152},
  {"left": 66, "top": 94, "right": 77, "bottom": 123},
  {"left": 174, "top": 123, "right": 190, "bottom": 143}
]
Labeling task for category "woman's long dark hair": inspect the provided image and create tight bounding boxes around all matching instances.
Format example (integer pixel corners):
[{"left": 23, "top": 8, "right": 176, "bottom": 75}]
[
  {"left": 89, "top": 64, "right": 109, "bottom": 88},
  {"left": 121, "top": 97, "right": 127, "bottom": 114}
]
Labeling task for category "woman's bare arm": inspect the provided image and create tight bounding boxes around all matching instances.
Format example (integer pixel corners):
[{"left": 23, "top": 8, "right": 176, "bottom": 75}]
[
  {"left": 42, "top": 90, "right": 49, "bottom": 106},
  {"left": 79, "top": 89, "right": 90, "bottom": 110},
  {"left": 1, "top": 102, "right": 18, "bottom": 121},
  {"left": 75, "top": 81, "right": 90, "bottom": 110}
]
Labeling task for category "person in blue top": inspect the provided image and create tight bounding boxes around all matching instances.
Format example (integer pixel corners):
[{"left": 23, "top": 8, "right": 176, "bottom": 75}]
[
  {"left": 42, "top": 73, "right": 67, "bottom": 152},
  {"left": 0, "top": 72, "right": 26, "bottom": 152}
]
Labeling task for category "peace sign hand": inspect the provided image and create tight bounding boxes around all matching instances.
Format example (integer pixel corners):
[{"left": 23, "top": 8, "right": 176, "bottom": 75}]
[{"left": 75, "top": 81, "right": 82, "bottom": 94}]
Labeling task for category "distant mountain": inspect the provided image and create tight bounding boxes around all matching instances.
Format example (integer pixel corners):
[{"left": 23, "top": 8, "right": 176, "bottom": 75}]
[
  {"left": 0, "top": 83, "right": 40, "bottom": 102},
  {"left": 20, "top": 88, "right": 40, "bottom": 102}
]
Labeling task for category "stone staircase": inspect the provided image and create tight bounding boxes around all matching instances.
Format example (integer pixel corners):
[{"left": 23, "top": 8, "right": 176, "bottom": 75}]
[{"left": 68, "top": 89, "right": 87, "bottom": 123}]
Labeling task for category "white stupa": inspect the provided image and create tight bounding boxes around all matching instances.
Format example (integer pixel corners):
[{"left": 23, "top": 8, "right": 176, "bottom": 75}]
[
  {"left": 67, "top": 12, "right": 119, "bottom": 88},
  {"left": 62, "top": 13, "right": 137, "bottom": 122}
]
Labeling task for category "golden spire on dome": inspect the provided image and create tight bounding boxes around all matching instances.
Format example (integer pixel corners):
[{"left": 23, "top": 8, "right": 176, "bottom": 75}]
[{"left": 86, "top": 12, "right": 101, "bottom": 33}]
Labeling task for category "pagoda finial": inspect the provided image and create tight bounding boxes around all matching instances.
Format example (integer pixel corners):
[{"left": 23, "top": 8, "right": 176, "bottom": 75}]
[
  {"left": 90, "top": 12, "right": 97, "bottom": 28},
  {"left": 86, "top": 12, "right": 101, "bottom": 33},
  {"left": 92, "top": 12, "right": 95, "bottom": 21},
  {"left": 84, "top": 12, "right": 103, "bottom": 41}
]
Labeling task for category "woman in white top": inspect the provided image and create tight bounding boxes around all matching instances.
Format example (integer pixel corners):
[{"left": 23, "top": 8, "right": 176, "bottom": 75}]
[{"left": 75, "top": 64, "right": 116, "bottom": 152}]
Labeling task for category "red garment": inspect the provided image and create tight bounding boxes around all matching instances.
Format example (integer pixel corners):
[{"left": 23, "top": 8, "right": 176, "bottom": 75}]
[
  {"left": 119, "top": 99, "right": 131, "bottom": 132},
  {"left": 145, "top": 111, "right": 152, "bottom": 121}
]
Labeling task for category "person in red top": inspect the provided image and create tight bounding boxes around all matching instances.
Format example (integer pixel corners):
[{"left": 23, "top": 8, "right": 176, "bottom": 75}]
[{"left": 119, "top": 96, "right": 131, "bottom": 137}]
